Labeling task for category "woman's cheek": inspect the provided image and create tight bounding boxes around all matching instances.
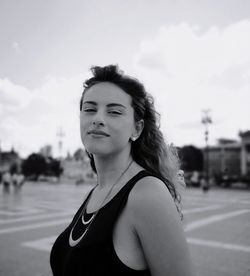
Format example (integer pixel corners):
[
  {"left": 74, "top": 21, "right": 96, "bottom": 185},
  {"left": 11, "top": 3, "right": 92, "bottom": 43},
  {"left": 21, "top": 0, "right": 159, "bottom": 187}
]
[{"left": 80, "top": 121, "right": 88, "bottom": 143}]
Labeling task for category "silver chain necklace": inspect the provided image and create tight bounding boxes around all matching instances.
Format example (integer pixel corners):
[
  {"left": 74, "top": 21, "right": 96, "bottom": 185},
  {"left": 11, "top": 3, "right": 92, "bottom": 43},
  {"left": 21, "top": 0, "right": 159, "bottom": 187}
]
[{"left": 69, "top": 159, "right": 133, "bottom": 247}]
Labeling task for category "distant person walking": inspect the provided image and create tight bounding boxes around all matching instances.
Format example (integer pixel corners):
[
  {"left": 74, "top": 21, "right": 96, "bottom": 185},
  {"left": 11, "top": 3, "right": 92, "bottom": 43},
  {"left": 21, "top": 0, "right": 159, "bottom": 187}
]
[
  {"left": 190, "top": 171, "right": 199, "bottom": 187},
  {"left": 2, "top": 170, "right": 11, "bottom": 193},
  {"left": 12, "top": 173, "right": 25, "bottom": 192},
  {"left": 12, "top": 173, "right": 18, "bottom": 188},
  {"left": 201, "top": 176, "right": 209, "bottom": 192}
]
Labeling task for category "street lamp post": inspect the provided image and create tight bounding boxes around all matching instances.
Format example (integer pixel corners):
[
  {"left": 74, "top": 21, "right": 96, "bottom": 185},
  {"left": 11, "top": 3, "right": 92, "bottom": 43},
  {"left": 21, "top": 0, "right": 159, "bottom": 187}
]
[
  {"left": 56, "top": 127, "right": 65, "bottom": 160},
  {"left": 202, "top": 109, "right": 212, "bottom": 190},
  {"left": 56, "top": 127, "right": 65, "bottom": 183}
]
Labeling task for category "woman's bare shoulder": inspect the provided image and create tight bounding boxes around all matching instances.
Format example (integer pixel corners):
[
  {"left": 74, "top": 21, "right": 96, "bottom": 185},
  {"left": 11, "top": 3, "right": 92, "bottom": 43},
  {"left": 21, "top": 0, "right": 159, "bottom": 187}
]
[
  {"left": 128, "top": 175, "right": 178, "bottom": 216},
  {"left": 126, "top": 175, "right": 195, "bottom": 276}
]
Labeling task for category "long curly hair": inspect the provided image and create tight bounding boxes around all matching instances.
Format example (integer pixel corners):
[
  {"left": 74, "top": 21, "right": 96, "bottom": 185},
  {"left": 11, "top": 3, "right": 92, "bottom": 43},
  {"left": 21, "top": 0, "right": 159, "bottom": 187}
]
[{"left": 80, "top": 65, "right": 182, "bottom": 215}]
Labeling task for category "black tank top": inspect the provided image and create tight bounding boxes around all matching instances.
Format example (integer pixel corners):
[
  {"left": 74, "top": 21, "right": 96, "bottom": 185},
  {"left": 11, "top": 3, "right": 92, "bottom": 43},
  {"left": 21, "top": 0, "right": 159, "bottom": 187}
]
[{"left": 50, "top": 170, "right": 153, "bottom": 276}]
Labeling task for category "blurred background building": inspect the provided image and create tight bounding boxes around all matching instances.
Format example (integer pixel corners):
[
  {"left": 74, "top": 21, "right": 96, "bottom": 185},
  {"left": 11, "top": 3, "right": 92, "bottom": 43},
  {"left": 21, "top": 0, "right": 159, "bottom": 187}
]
[{"left": 206, "top": 130, "right": 250, "bottom": 179}]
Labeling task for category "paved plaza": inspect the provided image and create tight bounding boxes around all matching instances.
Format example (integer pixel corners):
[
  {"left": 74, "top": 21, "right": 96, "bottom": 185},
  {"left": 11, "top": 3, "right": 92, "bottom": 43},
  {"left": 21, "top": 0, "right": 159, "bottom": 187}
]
[{"left": 0, "top": 181, "right": 250, "bottom": 276}]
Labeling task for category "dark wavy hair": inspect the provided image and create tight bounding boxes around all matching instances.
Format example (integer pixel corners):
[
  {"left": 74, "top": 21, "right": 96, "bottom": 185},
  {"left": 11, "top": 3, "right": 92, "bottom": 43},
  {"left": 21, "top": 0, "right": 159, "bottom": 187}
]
[{"left": 80, "top": 65, "right": 182, "bottom": 215}]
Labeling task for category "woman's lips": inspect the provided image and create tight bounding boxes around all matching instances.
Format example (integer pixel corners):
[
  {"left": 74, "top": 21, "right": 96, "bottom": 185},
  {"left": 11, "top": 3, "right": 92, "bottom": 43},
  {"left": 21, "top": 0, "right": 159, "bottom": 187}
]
[{"left": 88, "top": 130, "right": 110, "bottom": 137}]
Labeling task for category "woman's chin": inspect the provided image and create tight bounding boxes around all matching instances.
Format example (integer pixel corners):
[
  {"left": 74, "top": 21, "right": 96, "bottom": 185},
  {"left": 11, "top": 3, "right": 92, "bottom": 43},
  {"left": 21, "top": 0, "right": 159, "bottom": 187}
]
[{"left": 85, "top": 146, "right": 109, "bottom": 156}]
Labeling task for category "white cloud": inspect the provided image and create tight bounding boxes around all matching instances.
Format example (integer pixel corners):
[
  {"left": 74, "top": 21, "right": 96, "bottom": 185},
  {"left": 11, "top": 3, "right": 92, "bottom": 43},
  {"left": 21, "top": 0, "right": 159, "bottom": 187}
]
[
  {"left": 132, "top": 20, "right": 250, "bottom": 146},
  {"left": 0, "top": 73, "right": 89, "bottom": 157},
  {"left": 0, "top": 78, "right": 33, "bottom": 111}
]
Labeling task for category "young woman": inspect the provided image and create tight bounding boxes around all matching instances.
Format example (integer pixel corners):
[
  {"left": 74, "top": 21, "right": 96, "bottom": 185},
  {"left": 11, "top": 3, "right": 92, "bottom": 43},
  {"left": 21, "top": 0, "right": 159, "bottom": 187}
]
[{"left": 50, "top": 65, "right": 195, "bottom": 276}]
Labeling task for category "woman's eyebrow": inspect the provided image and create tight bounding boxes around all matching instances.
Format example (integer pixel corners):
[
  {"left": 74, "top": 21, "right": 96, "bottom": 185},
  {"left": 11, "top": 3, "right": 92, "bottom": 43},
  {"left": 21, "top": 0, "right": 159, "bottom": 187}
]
[
  {"left": 83, "top": 101, "right": 126, "bottom": 109},
  {"left": 107, "top": 103, "right": 126, "bottom": 109},
  {"left": 83, "top": 101, "right": 97, "bottom": 105}
]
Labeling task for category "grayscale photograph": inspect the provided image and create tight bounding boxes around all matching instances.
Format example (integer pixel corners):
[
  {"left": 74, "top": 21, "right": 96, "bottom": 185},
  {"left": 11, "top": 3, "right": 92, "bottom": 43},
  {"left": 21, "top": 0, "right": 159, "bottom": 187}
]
[{"left": 0, "top": 0, "right": 250, "bottom": 275}]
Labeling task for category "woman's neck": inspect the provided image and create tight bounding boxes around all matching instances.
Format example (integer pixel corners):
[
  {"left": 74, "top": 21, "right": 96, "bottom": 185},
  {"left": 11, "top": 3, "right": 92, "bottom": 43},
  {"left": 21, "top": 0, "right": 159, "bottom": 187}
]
[{"left": 93, "top": 152, "right": 133, "bottom": 188}]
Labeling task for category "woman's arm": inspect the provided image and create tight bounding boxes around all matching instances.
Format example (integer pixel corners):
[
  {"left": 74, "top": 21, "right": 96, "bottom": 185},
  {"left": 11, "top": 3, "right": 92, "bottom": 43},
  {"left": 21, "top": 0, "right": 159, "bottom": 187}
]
[{"left": 129, "top": 176, "right": 195, "bottom": 276}]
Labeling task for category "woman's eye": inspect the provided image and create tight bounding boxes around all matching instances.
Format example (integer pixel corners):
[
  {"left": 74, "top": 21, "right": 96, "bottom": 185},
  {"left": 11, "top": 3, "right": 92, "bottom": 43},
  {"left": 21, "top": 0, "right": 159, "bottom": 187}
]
[
  {"left": 83, "top": 108, "right": 96, "bottom": 112},
  {"left": 108, "top": 110, "right": 122, "bottom": 115}
]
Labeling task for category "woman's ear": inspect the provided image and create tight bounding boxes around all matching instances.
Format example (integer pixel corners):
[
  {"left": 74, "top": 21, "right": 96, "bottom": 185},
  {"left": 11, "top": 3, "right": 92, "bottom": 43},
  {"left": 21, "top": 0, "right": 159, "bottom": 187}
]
[{"left": 131, "top": 119, "right": 144, "bottom": 141}]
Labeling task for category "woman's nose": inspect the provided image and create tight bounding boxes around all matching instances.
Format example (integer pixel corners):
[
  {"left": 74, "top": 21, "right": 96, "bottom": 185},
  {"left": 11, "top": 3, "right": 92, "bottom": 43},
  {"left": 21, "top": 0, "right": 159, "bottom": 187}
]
[{"left": 92, "top": 111, "right": 105, "bottom": 126}]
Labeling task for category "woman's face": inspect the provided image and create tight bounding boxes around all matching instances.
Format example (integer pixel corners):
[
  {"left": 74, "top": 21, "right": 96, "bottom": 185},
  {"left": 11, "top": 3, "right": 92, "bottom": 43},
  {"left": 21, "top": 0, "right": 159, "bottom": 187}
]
[{"left": 80, "top": 82, "right": 137, "bottom": 157}]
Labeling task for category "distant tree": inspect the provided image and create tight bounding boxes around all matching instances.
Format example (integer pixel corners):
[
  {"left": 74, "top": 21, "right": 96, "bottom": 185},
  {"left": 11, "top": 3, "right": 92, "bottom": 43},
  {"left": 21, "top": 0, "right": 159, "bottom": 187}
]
[
  {"left": 46, "top": 157, "right": 63, "bottom": 177},
  {"left": 178, "top": 145, "right": 204, "bottom": 172},
  {"left": 22, "top": 153, "right": 47, "bottom": 180},
  {"left": 73, "top": 148, "right": 85, "bottom": 161}
]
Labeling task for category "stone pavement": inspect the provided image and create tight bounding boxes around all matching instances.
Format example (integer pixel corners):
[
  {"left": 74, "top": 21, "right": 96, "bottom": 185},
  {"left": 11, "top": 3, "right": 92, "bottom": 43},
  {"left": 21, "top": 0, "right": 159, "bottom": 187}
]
[{"left": 0, "top": 182, "right": 250, "bottom": 276}]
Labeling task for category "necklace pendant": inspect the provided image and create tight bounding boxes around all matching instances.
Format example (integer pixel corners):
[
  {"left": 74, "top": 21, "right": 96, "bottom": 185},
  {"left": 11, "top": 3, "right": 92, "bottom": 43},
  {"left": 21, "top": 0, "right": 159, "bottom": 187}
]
[
  {"left": 69, "top": 208, "right": 95, "bottom": 247},
  {"left": 69, "top": 227, "right": 89, "bottom": 247},
  {"left": 82, "top": 211, "right": 95, "bottom": 225}
]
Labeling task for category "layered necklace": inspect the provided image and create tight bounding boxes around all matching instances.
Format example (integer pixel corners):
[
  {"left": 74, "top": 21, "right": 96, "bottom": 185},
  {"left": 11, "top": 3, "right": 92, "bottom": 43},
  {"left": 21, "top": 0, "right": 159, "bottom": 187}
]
[{"left": 69, "top": 159, "right": 133, "bottom": 247}]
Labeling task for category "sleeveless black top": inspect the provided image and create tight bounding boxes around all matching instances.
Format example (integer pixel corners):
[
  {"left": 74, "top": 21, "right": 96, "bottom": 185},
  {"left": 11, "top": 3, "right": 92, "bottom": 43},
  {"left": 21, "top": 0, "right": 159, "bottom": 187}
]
[{"left": 50, "top": 170, "right": 153, "bottom": 276}]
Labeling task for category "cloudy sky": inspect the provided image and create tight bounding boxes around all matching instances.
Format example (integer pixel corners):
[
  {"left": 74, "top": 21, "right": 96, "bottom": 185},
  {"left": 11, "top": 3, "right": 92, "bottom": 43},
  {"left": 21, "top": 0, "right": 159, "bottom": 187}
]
[{"left": 0, "top": 0, "right": 249, "bottom": 158}]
